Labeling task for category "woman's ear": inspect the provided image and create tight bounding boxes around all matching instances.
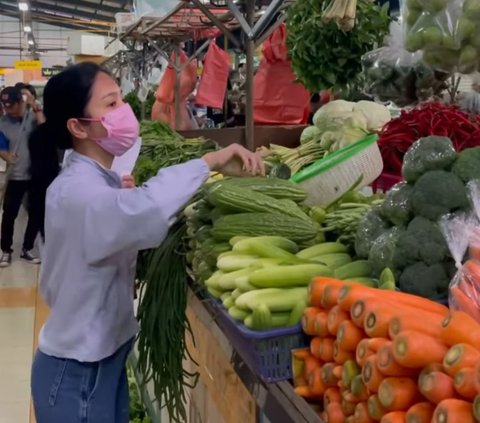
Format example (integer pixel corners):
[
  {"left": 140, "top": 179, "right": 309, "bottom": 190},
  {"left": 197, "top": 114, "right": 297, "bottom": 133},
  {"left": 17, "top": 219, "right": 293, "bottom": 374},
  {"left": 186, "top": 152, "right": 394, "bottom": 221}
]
[{"left": 66, "top": 118, "right": 89, "bottom": 140}]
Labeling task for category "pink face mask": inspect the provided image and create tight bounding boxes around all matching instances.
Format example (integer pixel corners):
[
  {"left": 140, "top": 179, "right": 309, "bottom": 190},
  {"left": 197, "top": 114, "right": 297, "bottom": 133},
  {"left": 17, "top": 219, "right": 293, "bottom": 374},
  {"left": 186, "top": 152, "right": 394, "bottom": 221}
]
[{"left": 81, "top": 103, "right": 139, "bottom": 156}]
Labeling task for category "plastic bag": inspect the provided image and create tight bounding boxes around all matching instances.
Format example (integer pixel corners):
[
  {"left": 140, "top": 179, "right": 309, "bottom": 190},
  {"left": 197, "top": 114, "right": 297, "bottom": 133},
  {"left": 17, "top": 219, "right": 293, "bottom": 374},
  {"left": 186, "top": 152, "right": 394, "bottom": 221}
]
[
  {"left": 195, "top": 42, "right": 231, "bottom": 109},
  {"left": 402, "top": 0, "right": 480, "bottom": 73},
  {"left": 262, "top": 23, "right": 288, "bottom": 64},
  {"left": 362, "top": 21, "right": 450, "bottom": 106},
  {"left": 440, "top": 210, "right": 480, "bottom": 320}
]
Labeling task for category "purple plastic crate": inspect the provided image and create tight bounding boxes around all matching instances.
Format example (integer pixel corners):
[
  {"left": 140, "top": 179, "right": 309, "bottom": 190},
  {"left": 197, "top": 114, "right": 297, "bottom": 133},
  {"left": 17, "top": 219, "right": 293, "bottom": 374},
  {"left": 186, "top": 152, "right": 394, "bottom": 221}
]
[{"left": 211, "top": 301, "right": 308, "bottom": 383}]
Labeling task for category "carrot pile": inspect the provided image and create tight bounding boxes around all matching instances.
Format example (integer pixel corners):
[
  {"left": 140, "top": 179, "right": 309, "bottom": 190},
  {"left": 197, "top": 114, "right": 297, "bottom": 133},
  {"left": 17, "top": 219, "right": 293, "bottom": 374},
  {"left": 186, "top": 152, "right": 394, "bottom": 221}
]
[{"left": 294, "top": 277, "right": 480, "bottom": 422}]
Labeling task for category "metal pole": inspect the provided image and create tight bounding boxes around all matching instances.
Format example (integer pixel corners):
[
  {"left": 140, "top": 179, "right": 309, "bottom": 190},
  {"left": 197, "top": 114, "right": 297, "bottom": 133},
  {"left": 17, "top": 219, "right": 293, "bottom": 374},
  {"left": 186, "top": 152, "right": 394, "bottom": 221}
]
[
  {"left": 245, "top": 0, "right": 255, "bottom": 150},
  {"left": 174, "top": 44, "right": 181, "bottom": 129}
]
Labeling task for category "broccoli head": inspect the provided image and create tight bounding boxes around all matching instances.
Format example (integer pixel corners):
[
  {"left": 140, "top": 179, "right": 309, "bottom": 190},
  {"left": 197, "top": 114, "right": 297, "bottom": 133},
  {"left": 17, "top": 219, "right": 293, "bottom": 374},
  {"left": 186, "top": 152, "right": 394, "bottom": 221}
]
[
  {"left": 354, "top": 206, "right": 391, "bottom": 258},
  {"left": 451, "top": 147, "right": 480, "bottom": 183},
  {"left": 381, "top": 182, "right": 413, "bottom": 226},
  {"left": 399, "top": 262, "right": 450, "bottom": 299},
  {"left": 411, "top": 170, "right": 468, "bottom": 221},
  {"left": 368, "top": 226, "right": 404, "bottom": 278},
  {"left": 393, "top": 216, "right": 449, "bottom": 269},
  {"left": 402, "top": 136, "right": 457, "bottom": 183}
]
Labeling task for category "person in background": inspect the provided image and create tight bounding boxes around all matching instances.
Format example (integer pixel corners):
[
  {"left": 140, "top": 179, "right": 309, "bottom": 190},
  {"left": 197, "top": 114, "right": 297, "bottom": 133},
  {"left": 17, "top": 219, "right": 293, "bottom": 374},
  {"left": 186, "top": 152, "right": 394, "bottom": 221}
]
[
  {"left": 308, "top": 93, "right": 321, "bottom": 124},
  {"left": 0, "top": 86, "right": 45, "bottom": 266},
  {"left": 30, "top": 62, "right": 263, "bottom": 423}
]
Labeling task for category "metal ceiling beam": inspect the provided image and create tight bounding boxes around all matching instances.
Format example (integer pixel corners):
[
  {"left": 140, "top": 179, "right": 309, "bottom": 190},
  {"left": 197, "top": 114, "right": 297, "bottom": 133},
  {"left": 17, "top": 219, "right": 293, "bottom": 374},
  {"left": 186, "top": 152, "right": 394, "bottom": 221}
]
[
  {"left": 32, "top": 1, "right": 117, "bottom": 22},
  {"left": 59, "top": 0, "right": 129, "bottom": 15}
]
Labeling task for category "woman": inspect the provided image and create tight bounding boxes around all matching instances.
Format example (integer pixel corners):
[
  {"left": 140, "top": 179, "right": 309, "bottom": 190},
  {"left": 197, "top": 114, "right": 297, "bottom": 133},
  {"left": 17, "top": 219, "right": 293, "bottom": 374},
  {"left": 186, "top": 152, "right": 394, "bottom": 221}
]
[{"left": 30, "top": 62, "right": 263, "bottom": 423}]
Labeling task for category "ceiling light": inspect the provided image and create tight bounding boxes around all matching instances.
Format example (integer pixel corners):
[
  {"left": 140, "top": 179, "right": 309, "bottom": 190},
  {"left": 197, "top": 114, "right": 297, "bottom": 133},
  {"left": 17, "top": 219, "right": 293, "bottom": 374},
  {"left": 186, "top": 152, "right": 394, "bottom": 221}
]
[
  {"left": 28, "top": 39, "right": 34, "bottom": 45},
  {"left": 18, "top": 2, "right": 28, "bottom": 11},
  {"left": 24, "top": 25, "right": 31, "bottom": 32}
]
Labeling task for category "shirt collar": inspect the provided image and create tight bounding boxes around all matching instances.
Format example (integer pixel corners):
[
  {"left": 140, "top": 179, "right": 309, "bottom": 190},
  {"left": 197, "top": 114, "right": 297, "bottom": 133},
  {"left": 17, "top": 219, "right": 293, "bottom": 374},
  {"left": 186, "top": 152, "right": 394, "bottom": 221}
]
[{"left": 67, "top": 151, "right": 122, "bottom": 187}]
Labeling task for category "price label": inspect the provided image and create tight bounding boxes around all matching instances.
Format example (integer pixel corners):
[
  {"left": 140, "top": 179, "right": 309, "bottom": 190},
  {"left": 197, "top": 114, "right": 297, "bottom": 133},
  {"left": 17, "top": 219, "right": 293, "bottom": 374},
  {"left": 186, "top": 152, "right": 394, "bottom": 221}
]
[{"left": 14, "top": 60, "right": 42, "bottom": 70}]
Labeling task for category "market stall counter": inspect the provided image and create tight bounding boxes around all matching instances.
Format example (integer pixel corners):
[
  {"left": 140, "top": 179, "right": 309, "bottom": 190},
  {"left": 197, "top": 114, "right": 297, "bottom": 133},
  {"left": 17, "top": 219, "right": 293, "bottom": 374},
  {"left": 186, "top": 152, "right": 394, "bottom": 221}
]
[{"left": 185, "top": 289, "right": 322, "bottom": 423}]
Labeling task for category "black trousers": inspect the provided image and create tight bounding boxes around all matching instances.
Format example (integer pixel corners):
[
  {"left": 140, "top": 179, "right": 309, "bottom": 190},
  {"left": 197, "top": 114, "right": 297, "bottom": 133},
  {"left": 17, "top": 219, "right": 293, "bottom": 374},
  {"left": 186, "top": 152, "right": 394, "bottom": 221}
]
[{"left": 0, "top": 180, "right": 41, "bottom": 253}]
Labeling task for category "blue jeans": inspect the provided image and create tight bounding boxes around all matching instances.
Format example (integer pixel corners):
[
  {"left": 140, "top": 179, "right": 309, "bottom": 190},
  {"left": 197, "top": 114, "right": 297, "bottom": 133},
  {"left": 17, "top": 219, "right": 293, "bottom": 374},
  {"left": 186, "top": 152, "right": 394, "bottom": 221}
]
[{"left": 31, "top": 339, "right": 133, "bottom": 423}]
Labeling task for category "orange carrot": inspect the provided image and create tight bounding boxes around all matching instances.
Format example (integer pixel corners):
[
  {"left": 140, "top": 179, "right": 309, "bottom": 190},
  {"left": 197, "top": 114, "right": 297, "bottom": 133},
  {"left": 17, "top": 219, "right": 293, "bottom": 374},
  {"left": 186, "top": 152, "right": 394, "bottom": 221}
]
[
  {"left": 419, "top": 371, "right": 457, "bottom": 404},
  {"left": 303, "top": 355, "right": 322, "bottom": 379},
  {"left": 326, "top": 402, "right": 346, "bottom": 423},
  {"left": 354, "top": 402, "right": 375, "bottom": 423},
  {"left": 431, "top": 399, "right": 475, "bottom": 423},
  {"left": 453, "top": 368, "right": 477, "bottom": 400},
  {"left": 368, "top": 394, "right": 388, "bottom": 420},
  {"left": 351, "top": 374, "right": 369, "bottom": 402},
  {"left": 308, "top": 277, "right": 346, "bottom": 307},
  {"left": 327, "top": 305, "right": 350, "bottom": 335},
  {"left": 293, "top": 348, "right": 310, "bottom": 360},
  {"left": 302, "top": 307, "right": 323, "bottom": 335},
  {"left": 337, "top": 320, "right": 365, "bottom": 351},
  {"left": 356, "top": 338, "right": 389, "bottom": 367},
  {"left": 322, "top": 284, "right": 344, "bottom": 310},
  {"left": 388, "top": 314, "right": 443, "bottom": 339},
  {"left": 308, "top": 367, "right": 327, "bottom": 396},
  {"left": 294, "top": 385, "right": 323, "bottom": 400},
  {"left": 332, "top": 365, "right": 343, "bottom": 380},
  {"left": 321, "top": 362, "right": 340, "bottom": 387},
  {"left": 319, "top": 337, "right": 336, "bottom": 362},
  {"left": 418, "top": 363, "right": 445, "bottom": 386},
  {"left": 345, "top": 416, "right": 355, "bottom": 423},
  {"left": 440, "top": 311, "right": 480, "bottom": 348},
  {"left": 333, "top": 341, "right": 355, "bottom": 364},
  {"left": 473, "top": 394, "right": 480, "bottom": 421},
  {"left": 393, "top": 331, "right": 448, "bottom": 368},
  {"left": 314, "top": 311, "right": 330, "bottom": 337},
  {"left": 405, "top": 402, "right": 435, "bottom": 423},
  {"left": 377, "top": 343, "right": 418, "bottom": 378},
  {"left": 310, "top": 337, "right": 322, "bottom": 360},
  {"left": 378, "top": 377, "right": 421, "bottom": 411},
  {"left": 341, "top": 397, "right": 357, "bottom": 416},
  {"left": 362, "top": 354, "right": 384, "bottom": 393},
  {"left": 450, "top": 285, "right": 480, "bottom": 322},
  {"left": 324, "top": 387, "right": 342, "bottom": 410},
  {"left": 443, "top": 343, "right": 480, "bottom": 376},
  {"left": 380, "top": 411, "right": 407, "bottom": 423},
  {"left": 474, "top": 362, "right": 480, "bottom": 393},
  {"left": 337, "top": 284, "right": 375, "bottom": 312}
]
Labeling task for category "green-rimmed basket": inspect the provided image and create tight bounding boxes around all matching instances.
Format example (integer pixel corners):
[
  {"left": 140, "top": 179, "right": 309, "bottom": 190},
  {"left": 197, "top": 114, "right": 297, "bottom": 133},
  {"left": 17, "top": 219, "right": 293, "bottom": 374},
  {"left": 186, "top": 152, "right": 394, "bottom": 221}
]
[{"left": 290, "top": 135, "right": 383, "bottom": 206}]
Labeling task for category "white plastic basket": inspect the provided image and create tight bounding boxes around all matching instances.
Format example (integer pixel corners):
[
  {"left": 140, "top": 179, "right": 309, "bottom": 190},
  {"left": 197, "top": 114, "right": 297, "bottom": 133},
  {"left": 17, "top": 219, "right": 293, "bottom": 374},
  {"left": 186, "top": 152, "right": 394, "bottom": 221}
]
[{"left": 291, "top": 135, "right": 383, "bottom": 207}]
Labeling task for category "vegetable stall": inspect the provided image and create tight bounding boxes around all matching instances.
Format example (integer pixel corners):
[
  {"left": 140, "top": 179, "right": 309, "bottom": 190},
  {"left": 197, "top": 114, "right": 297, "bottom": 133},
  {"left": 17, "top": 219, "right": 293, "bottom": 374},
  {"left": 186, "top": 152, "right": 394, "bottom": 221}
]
[{"left": 121, "top": 0, "right": 480, "bottom": 422}]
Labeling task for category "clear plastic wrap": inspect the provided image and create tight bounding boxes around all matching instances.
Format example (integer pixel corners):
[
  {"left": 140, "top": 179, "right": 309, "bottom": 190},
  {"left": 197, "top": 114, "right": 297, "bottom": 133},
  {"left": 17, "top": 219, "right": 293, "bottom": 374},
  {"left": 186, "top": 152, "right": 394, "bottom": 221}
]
[
  {"left": 441, "top": 182, "right": 480, "bottom": 320},
  {"left": 402, "top": 0, "right": 480, "bottom": 73},
  {"left": 362, "top": 21, "right": 450, "bottom": 106}
]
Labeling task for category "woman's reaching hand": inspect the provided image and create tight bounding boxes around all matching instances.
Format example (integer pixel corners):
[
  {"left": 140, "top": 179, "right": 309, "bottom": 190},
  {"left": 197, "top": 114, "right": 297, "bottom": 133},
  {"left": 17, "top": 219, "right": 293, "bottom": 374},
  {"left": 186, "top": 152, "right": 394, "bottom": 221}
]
[{"left": 202, "top": 144, "right": 265, "bottom": 176}]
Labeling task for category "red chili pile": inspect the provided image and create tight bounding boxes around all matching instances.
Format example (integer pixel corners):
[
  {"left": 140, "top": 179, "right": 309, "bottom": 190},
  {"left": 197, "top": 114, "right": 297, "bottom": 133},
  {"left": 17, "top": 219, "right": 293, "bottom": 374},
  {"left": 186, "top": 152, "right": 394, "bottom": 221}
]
[{"left": 378, "top": 102, "right": 480, "bottom": 176}]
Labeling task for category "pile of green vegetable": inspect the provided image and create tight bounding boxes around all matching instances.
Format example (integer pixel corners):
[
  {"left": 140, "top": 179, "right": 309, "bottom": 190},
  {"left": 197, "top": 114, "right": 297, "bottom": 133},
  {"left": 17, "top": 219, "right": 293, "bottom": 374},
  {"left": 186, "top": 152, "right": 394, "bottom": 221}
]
[
  {"left": 134, "top": 121, "right": 218, "bottom": 185},
  {"left": 356, "top": 135, "right": 480, "bottom": 300},
  {"left": 264, "top": 100, "right": 391, "bottom": 174},
  {"left": 204, "top": 235, "right": 390, "bottom": 331},
  {"left": 128, "top": 364, "right": 152, "bottom": 423},
  {"left": 286, "top": 0, "right": 390, "bottom": 94},
  {"left": 124, "top": 90, "right": 156, "bottom": 121},
  {"left": 404, "top": 0, "right": 480, "bottom": 73}
]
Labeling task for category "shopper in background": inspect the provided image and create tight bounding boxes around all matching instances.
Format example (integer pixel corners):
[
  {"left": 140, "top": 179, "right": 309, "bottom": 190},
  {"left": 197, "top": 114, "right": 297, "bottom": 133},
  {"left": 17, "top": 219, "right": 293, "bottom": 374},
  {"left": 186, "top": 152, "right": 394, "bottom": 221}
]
[
  {"left": 0, "top": 86, "right": 44, "bottom": 266},
  {"left": 30, "top": 62, "right": 263, "bottom": 423}
]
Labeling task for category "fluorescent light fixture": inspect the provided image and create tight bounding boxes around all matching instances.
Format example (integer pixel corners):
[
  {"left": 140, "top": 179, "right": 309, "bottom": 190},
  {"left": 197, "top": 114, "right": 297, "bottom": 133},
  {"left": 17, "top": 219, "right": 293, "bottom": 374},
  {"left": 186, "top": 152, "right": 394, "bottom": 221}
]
[
  {"left": 28, "top": 39, "right": 34, "bottom": 45},
  {"left": 24, "top": 25, "right": 31, "bottom": 32},
  {"left": 18, "top": 2, "right": 28, "bottom": 11}
]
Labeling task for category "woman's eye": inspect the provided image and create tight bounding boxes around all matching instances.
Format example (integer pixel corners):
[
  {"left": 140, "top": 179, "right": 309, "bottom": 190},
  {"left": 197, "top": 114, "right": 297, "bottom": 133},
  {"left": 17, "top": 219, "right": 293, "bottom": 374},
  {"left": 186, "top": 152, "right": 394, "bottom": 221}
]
[{"left": 109, "top": 101, "right": 117, "bottom": 108}]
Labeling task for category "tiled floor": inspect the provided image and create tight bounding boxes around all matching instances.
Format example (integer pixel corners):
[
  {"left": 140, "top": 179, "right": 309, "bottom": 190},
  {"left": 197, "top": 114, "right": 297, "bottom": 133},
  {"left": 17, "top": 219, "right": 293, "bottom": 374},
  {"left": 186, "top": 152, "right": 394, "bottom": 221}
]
[{"left": 0, "top": 209, "right": 46, "bottom": 423}]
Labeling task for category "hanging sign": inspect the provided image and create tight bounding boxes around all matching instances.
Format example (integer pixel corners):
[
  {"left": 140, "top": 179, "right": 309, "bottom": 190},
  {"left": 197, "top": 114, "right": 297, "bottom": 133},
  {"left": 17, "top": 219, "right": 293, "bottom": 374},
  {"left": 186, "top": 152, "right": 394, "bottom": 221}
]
[
  {"left": 14, "top": 60, "right": 42, "bottom": 70},
  {"left": 42, "top": 68, "right": 62, "bottom": 77}
]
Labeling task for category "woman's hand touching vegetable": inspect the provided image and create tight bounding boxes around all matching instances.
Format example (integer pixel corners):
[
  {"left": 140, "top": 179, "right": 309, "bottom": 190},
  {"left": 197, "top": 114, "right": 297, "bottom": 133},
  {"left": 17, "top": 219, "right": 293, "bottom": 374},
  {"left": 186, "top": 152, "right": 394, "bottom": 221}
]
[{"left": 203, "top": 144, "right": 265, "bottom": 176}]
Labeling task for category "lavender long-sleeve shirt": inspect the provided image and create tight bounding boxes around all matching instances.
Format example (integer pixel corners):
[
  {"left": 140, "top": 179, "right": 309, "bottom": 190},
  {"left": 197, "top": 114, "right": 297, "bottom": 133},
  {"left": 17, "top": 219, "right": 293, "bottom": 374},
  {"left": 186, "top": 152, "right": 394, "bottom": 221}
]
[{"left": 38, "top": 152, "right": 209, "bottom": 362}]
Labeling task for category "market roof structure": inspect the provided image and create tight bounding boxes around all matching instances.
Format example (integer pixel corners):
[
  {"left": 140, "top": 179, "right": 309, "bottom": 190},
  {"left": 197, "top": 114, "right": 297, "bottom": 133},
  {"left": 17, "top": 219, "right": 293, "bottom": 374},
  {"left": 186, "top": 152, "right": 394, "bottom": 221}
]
[{"left": 0, "top": 0, "right": 131, "bottom": 33}]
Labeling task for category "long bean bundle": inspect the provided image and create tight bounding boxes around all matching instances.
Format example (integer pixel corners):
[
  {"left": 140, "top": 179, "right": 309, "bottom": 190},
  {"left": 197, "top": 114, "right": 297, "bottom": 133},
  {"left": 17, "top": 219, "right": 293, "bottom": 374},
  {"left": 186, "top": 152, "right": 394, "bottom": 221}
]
[{"left": 136, "top": 220, "right": 198, "bottom": 422}]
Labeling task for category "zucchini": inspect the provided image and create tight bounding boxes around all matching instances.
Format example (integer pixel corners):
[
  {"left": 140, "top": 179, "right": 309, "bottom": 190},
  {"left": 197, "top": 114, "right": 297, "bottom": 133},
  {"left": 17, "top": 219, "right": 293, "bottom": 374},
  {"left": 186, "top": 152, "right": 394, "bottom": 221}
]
[
  {"left": 249, "top": 258, "right": 288, "bottom": 270},
  {"left": 223, "top": 296, "right": 234, "bottom": 309},
  {"left": 211, "top": 177, "right": 307, "bottom": 202},
  {"left": 231, "top": 288, "right": 242, "bottom": 300},
  {"left": 229, "top": 236, "right": 250, "bottom": 247},
  {"left": 244, "top": 311, "right": 292, "bottom": 330},
  {"left": 344, "top": 277, "right": 377, "bottom": 287},
  {"left": 207, "top": 184, "right": 309, "bottom": 220},
  {"left": 216, "top": 253, "right": 258, "bottom": 272},
  {"left": 212, "top": 213, "right": 319, "bottom": 244},
  {"left": 220, "top": 292, "right": 231, "bottom": 302},
  {"left": 232, "top": 236, "right": 299, "bottom": 254},
  {"left": 249, "top": 264, "right": 332, "bottom": 288},
  {"left": 334, "top": 260, "right": 372, "bottom": 280},
  {"left": 217, "top": 268, "right": 253, "bottom": 290},
  {"left": 232, "top": 237, "right": 300, "bottom": 261},
  {"left": 228, "top": 306, "right": 250, "bottom": 321},
  {"left": 288, "top": 300, "right": 307, "bottom": 326},
  {"left": 235, "top": 287, "right": 307, "bottom": 312},
  {"left": 207, "top": 287, "right": 223, "bottom": 299},
  {"left": 310, "top": 253, "right": 352, "bottom": 269},
  {"left": 296, "top": 242, "right": 348, "bottom": 259},
  {"left": 235, "top": 276, "right": 257, "bottom": 292},
  {"left": 205, "top": 271, "right": 224, "bottom": 290},
  {"left": 251, "top": 304, "right": 272, "bottom": 329}
]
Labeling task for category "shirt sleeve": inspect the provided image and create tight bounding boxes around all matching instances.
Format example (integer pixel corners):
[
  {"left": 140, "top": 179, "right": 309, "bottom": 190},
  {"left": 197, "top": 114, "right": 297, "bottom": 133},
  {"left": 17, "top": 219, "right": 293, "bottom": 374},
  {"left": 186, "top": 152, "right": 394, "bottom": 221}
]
[
  {"left": 83, "top": 158, "right": 210, "bottom": 265},
  {"left": 0, "top": 132, "right": 9, "bottom": 151}
]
